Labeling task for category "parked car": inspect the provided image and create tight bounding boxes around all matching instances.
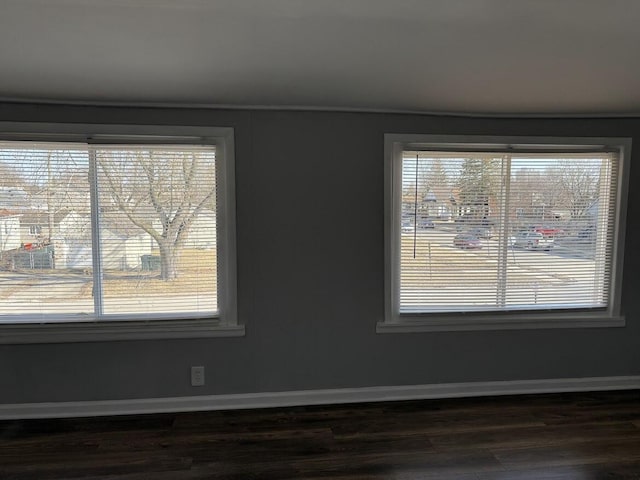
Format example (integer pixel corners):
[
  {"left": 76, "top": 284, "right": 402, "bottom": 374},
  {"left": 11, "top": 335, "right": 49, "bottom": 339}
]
[
  {"left": 453, "top": 233, "right": 483, "bottom": 249},
  {"left": 578, "top": 225, "right": 596, "bottom": 242},
  {"left": 512, "top": 231, "right": 554, "bottom": 250},
  {"left": 468, "top": 227, "right": 492, "bottom": 239},
  {"left": 401, "top": 218, "right": 414, "bottom": 233},
  {"left": 528, "top": 225, "right": 565, "bottom": 238},
  {"left": 417, "top": 217, "right": 435, "bottom": 229}
]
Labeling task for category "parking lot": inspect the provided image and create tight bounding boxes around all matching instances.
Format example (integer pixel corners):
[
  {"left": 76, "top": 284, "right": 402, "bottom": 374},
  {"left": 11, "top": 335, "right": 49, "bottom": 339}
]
[{"left": 401, "top": 223, "right": 602, "bottom": 310}]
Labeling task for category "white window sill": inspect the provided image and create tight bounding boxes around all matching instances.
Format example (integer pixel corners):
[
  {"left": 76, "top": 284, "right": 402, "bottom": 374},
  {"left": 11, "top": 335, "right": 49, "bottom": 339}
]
[
  {"left": 0, "top": 319, "right": 245, "bottom": 344},
  {"left": 377, "top": 314, "right": 625, "bottom": 333}
]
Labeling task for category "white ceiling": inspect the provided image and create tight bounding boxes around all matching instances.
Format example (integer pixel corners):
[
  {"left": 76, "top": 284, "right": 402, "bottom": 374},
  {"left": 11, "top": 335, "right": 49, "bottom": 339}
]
[{"left": 2, "top": 0, "right": 640, "bottom": 115}]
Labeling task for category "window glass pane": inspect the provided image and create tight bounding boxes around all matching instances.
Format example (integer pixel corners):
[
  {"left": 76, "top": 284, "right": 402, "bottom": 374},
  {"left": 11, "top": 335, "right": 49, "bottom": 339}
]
[
  {"left": 507, "top": 157, "right": 611, "bottom": 308},
  {"left": 399, "top": 151, "right": 614, "bottom": 314},
  {"left": 95, "top": 146, "right": 217, "bottom": 317},
  {"left": 0, "top": 143, "right": 92, "bottom": 318},
  {"left": 401, "top": 154, "right": 503, "bottom": 311}
]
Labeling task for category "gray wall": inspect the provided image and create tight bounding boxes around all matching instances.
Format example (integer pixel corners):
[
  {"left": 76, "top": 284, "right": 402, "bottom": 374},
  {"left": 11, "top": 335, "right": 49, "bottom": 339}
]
[{"left": 0, "top": 103, "right": 639, "bottom": 404}]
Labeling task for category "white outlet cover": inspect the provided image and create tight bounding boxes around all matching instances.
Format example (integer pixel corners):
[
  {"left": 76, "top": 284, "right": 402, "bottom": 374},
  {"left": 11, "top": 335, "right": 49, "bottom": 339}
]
[{"left": 191, "top": 366, "right": 205, "bottom": 386}]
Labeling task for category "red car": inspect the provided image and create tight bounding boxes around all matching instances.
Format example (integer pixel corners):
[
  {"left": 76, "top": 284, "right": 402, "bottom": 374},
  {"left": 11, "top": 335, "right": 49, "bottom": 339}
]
[{"left": 530, "top": 225, "right": 565, "bottom": 238}]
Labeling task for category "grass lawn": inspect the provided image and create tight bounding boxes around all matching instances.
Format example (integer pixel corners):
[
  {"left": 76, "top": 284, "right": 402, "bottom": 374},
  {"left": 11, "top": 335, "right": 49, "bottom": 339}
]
[{"left": 100, "top": 248, "right": 217, "bottom": 298}]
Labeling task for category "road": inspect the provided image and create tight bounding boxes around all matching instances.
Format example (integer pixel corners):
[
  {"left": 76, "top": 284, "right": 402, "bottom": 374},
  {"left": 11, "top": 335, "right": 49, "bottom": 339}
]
[{"left": 401, "top": 223, "right": 603, "bottom": 310}]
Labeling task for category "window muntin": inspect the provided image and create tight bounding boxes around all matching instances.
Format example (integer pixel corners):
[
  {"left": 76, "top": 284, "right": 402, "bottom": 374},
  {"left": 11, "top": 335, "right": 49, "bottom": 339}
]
[
  {"left": 0, "top": 141, "right": 219, "bottom": 322},
  {"left": 385, "top": 135, "right": 629, "bottom": 330}
]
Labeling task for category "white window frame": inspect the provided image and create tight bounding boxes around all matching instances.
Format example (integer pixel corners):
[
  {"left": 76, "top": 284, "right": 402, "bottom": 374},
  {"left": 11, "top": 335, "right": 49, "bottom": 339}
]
[
  {"left": 380, "top": 134, "right": 631, "bottom": 333},
  {"left": 0, "top": 122, "right": 242, "bottom": 343}
]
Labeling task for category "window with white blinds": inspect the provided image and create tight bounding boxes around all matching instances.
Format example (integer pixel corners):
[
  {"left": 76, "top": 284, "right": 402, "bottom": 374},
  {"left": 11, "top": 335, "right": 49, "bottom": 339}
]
[
  {"left": 383, "top": 135, "right": 630, "bottom": 332},
  {"left": 0, "top": 140, "right": 223, "bottom": 323}
]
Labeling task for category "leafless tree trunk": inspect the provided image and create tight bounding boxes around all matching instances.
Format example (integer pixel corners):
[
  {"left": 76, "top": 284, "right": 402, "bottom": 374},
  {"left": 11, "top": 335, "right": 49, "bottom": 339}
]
[{"left": 98, "top": 149, "right": 216, "bottom": 281}]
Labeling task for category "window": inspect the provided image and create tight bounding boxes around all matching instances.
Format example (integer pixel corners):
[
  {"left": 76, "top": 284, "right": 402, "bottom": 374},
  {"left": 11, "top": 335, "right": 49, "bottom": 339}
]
[
  {"left": 0, "top": 123, "right": 240, "bottom": 343},
  {"left": 381, "top": 135, "right": 630, "bottom": 332}
]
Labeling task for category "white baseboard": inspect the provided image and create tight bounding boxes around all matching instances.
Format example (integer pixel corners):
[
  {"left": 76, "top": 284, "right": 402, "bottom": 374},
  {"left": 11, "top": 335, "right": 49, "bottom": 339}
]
[{"left": 2, "top": 375, "right": 639, "bottom": 420}]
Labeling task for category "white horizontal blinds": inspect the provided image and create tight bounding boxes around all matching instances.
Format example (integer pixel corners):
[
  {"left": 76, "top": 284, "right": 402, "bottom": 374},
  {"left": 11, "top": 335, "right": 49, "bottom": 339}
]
[
  {"left": 400, "top": 153, "right": 503, "bottom": 311},
  {"left": 506, "top": 155, "right": 614, "bottom": 309},
  {"left": 94, "top": 145, "right": 217, "bottom": 317},
  {"left": 0, "top": 142, "right": 92, "bottom": 318},
  {"left": 399, "top": 150, "right": 616, "bottom": 313}
]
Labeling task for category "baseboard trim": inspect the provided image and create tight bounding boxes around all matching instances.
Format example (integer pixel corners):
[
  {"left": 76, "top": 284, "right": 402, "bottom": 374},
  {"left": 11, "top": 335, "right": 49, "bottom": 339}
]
[{"left": 2, "top": 375, "right": 640, "bottom": 420}]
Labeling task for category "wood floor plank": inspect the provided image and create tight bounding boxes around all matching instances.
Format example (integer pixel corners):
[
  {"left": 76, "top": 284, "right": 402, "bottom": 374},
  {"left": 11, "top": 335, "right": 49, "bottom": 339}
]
[
  {"left": 0, "top": 452, "right": 193, "bottom": 480},
  {"left": 429, "top": 421, "right": 640, "bottom": 451},
  {"left": 494, "top": 437, "right": 640, "bottom": 470},
  {"left": 330, "top": 409, "right": 546, "bottom": 438},
  {"left": 476, "top": 462, "right": 640, "bottom": 479},
  {"left": 287, "top": 448, "right": 503, "bottom": 478}
]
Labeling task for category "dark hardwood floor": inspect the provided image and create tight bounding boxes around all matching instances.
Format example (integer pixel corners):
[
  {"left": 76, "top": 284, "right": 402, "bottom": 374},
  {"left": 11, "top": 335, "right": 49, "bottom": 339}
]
[{"left": 1, "top": 390, "right": 640, "bottom": 479}]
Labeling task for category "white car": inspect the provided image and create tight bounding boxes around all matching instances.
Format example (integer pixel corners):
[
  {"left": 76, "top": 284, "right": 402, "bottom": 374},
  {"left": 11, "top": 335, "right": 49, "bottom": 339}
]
[
  {"left": 401, "top": 218, "right": 414, "bottom": 233},
  {"left": 512, "top": 231, "right": 554, "bottom": 251}
]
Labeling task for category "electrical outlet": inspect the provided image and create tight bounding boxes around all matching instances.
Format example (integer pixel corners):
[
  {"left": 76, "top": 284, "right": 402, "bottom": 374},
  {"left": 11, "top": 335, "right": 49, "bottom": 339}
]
[{"left": 191, "top": 366, "right": 205, "bottom": 386}]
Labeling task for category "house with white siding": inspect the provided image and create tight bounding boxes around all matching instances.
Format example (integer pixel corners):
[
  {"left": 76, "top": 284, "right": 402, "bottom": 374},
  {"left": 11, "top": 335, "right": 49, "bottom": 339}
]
[{"left": 0, "top": 209, "right": 21, "bottom": 252}]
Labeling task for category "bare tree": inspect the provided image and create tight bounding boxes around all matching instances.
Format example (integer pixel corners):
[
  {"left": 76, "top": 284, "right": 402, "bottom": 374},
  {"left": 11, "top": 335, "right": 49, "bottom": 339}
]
[
  {"left": 30, "top": 152, "right": 88, "bottom": 243},
  {"left": 510, "top": 167, "right": 563, "bottom": 220},
  {"left": 427, "top": 158, "right": 449, "bottom": 188},
  {"left": 0, "top": 162, "right": 24, "bottom": 189},
  {"left": 97, "top": 148, "right": 216, "bottom": 280},
  {"left": 1, "top": 148, "right": 88, "bottom": 251},
  {"left": 547, "top": 161, "right": 600, "bottom": 218}
]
